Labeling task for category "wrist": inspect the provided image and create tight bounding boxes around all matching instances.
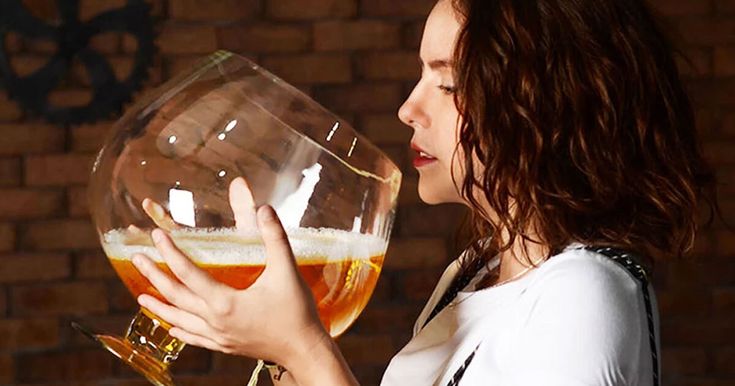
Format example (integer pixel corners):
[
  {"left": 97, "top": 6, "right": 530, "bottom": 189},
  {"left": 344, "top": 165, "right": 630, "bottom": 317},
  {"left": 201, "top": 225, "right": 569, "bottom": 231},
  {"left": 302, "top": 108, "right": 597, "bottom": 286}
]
[{"left": 283, "top": 326, "right": 357, "bottom": 386}]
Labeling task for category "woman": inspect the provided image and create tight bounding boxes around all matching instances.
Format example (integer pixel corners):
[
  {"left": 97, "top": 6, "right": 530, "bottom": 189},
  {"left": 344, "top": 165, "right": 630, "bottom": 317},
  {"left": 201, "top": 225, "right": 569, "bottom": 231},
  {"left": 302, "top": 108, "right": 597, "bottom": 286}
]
[{"left": 131, "top": 0, "right": 717, "bottom": 384}]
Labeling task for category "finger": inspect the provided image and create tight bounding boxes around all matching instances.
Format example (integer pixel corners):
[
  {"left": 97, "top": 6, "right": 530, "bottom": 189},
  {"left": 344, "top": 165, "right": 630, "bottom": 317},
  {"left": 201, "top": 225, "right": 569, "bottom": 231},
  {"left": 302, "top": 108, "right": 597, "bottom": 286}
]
[
  {"left": 132, "top": 253, "right": 206, "bottom": 313},
  {"left": 256, "top": 205, "right": 298, "bottom": 276},
  {"left": 138, "top": 294, "right": 216, "bottom": 338},
  {"left": 229, "top": 177, "right": 258, "bottom": 232},
  {"left": 168, "top": 327, "right": 229, "bottom": 353},
  {"left": 142, "top": 198, "right": 181, "bottom": 231},
  {"left": 150, "top": 228, "right": 227, "bottom": 298}
]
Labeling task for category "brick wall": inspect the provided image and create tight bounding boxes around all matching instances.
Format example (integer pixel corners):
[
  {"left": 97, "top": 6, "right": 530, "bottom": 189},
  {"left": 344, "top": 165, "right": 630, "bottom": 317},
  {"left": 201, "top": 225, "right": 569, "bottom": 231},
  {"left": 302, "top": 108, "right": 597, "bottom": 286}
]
[{"left": 0, "top": 0, "right": 732, "bottom": 385}]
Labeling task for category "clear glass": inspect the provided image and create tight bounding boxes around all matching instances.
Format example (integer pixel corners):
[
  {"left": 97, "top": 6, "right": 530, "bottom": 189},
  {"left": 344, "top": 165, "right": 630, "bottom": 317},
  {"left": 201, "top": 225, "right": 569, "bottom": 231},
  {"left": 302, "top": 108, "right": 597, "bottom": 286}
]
[{"left": 75, "top": 50, "right": 401, "bottom": 386}]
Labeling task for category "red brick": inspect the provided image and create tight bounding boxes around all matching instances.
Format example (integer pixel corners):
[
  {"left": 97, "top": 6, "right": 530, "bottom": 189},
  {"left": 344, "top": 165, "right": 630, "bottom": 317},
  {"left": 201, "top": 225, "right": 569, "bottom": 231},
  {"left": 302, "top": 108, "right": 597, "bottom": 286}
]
[
  {"left": 398, "top": 204, "right": 467, "bottom": 237},
  {"left": 0, "top": 92, "right": 23, "bottom": 121},
  {"left": 714, "top": 348, "right": 735, "bottom": 375},
  {"left": 262, "top": 54, "right": 352, "bottom": 84},
  {"left": 385, "top": 238, "right": 447, "bottom": 269},
  {"left": 47, "top": 89, "right": 95, "bottom": 108},
  {"left": 0, "top": 253, "right": 71, "bottom": 283},
  {"left": 315, "top": 84, "right": 403, "bottom": 113},
  {"left": 714, "top": 229, "right": 735, "bottom": 257},
  {"left": 211, "top": 353, "right": 259, "bottom": 373},
  {"left": 0, "top": 189, "right": 64, "bottom": 219},
  {"left": 88, "top": 32, "right": 122, "bottom": 54},
  {"left": 76, "top": 252, "right": 117, "bottom": 279},
  {"left": 337, "top": 333, "right": 395, "bottom": 366},
  {"left": 402, "top": 268, "right": 444, "bottom": 301},
  {"left": 656, "top": 289, "right": 711, "bottom": 319},
  {"left": 16, "top": 349, "right": 113, "bottom": 382},
  {"left": 351, "top": 304, "right": 417, "bottom": 334},
  {"left": 674, "top": 18, "right": 735, "bottom": 46},
  {"left": 661, "top": 318, "right": 735, "bottom": 345},
  {"left": 21, "top": 219, "right": 99, "bottom": 250},
  {"left": 169, "top": 346, "right": 210, "bottom": 374},
  {"left": 159, "top": 25, "right": 218, "bottom": 54},
  {"left": 715, "top": 46, "right": 735, "bottom": 76},
  {"left": 716, "top": 0, "right": 735, "bottom": 13},
  {"left": 71, "top": 122, "right": 113, "bottom": 153},
  {"left": 666, "top": 258, "right": 735, "bottom": 291},
  {"left": 382, "top": 144, "right": 408, "bottom": 172},
  {"left": 218, "top": 24, "right": 310, "bottom": 53},
  {"left": 0, "top": 223, "right": 15, "bottom": 252},
  {"left": 358, "top": 51, "right": 419, "bottom": 81},
  {"left": 0, "top": 355, "right": 10, "bottom": 384},
  {"left": 165, "top": 55, "right": 212, "bottom": 79},
  {"left": 399, "top": 176, "right": 421, "bottom": 205},
  {"left": 175, "top": 375, "right": 269, "bottom": 386},
  {"left": 23, "top": 37, "right": 56, "bottom": 54},
  {"left": 360, "top": 0, "right": 435, "bottom": 18},
  {"left": 315, "top": 21, "right": 401, "bottom": 51},
  {"left": 648, "top": 0, "right": 712, "bottom": 16},
  {"left": 7, "top": 55, "right": 47, "bottom": 77},
  {"left": 403, "top": 20, "right": 426, "bottom": 48},
  {"left": 0, "top": 318, "right": 60, "bottom": 350},
  {"left": 170, "top": 0, "right": 260, "bottom": 21},
  {"left": 109, "top": 280, "right": 137, "bottom": 312},
  {"left": 713, "top": 287, "right": 735, "bottom": 316},
  {"left": 0, "top": 287, "right": 5, "bottom": 315},
  {"left": 703, "top": 141, "right": 735, "bottom": 165},
  {"left": 0, "top": 124, "right": 65, "bottom": 155},
  {"left": 79, "top": 0, "right": 126, "bottom": 21},
  {"left": 12, "top": 282, "right": 108, "bottom": 316},
  {"left": 267, "top": 0, "right": 356, "bottom": 20},
  {"left": 0, "top": 157, "right": 21, "bottom": 186},
  {"left": 661, "top": 348, "right": 708, "bottom": 375},
  {"left": 4, "top": 30, "right": 22, "bottom": 52},
  {"left": 68, "top": 185, "right": 89, "bottom": 217},
  {"left": 676, "top": 47, "right": 713, "bottom": 78},
  {"left": 24, "top": 154, "right": 95, "bottom": 186},
  {"left": 722, "top": 112, "right": 735, "bottom": 138},
  {"left": 360, "top": 113, "right": 412, "bottom": 144}
]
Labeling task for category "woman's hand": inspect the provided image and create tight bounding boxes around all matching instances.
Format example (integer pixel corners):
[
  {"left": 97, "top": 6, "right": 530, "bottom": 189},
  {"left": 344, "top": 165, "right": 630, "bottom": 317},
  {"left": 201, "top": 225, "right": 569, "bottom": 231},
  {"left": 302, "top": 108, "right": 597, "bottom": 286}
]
[{"left": 131, "top": 178, "right": 358, "bottom": 385}]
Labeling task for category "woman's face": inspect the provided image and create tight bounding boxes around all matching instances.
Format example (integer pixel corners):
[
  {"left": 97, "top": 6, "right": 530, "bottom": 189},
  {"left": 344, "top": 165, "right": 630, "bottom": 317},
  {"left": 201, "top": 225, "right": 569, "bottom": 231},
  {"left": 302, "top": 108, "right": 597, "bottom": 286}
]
[{"left": 398, "top": 0, "right": 465, "bottom": 205}]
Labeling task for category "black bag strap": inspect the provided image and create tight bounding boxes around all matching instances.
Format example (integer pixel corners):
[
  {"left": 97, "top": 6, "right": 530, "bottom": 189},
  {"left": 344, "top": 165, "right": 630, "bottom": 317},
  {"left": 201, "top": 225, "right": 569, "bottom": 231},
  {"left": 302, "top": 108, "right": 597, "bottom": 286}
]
[{"left": 433, "top": 246, "right": 660, "bottom": 386}]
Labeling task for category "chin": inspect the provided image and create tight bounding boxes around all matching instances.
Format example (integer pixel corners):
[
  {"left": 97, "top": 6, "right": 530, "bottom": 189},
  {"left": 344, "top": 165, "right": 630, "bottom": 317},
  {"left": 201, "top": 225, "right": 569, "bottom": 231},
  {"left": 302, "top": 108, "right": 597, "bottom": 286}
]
[{"left": 417, "top": 183, "right": 455, "bottom": 205}]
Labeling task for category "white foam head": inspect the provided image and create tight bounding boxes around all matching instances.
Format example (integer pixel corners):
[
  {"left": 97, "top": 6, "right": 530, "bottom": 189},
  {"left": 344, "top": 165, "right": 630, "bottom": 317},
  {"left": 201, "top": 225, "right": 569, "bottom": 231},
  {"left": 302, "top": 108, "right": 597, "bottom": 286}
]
[{"left": 102, "top": 227, "right": 387, "bottom": 266}]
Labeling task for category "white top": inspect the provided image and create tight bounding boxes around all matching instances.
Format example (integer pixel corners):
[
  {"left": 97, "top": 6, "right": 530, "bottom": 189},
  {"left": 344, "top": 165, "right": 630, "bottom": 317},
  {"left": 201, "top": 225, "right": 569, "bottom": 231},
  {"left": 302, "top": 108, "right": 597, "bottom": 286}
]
[{"left": 381, "top": 244, "right": 660, "bottom": 386}]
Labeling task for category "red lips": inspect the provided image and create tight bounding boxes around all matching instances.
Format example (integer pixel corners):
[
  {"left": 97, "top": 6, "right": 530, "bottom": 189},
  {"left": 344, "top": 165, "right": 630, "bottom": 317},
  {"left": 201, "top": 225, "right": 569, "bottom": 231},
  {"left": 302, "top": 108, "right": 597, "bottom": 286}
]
[{"left": 411, "top": 142, "right": 438, "bottom": 168}]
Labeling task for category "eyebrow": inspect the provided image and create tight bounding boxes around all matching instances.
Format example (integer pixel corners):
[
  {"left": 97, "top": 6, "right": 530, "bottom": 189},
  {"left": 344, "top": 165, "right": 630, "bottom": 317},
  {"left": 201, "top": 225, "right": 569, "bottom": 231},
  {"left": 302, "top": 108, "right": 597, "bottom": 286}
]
[{"left": 420, "top": 58, "right": 454, "bottom": 71}]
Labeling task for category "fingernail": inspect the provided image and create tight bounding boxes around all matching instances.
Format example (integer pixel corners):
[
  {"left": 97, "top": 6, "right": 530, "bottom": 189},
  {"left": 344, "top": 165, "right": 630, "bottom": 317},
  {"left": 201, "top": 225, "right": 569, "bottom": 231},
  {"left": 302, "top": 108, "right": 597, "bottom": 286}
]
[
  {"left": 137, "top": 295, "right": 149, "bottom": 307},
  {"left": 132, "top": 254, "right": 143, "bottom": 267},
  {"left": 152, "top": 229, "right": 164, "bottom": 243},
  {"left": 258, "top": 205, "right": 274, "bottom": 221}
]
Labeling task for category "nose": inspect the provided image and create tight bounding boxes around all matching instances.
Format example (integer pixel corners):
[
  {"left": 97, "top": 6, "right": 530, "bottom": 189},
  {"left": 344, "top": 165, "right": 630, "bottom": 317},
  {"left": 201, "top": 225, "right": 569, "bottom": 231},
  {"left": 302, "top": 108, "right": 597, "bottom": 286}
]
[{"left": 398, "top": 83, "right": 430, "bottom": 130}]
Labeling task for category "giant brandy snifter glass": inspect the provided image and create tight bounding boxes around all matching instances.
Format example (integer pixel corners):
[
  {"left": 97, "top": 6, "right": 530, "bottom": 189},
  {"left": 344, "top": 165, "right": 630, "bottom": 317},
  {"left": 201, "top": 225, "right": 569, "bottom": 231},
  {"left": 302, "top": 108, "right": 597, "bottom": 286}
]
[{"left": 77, "top": 51, "right": 401, "bottom": 386}]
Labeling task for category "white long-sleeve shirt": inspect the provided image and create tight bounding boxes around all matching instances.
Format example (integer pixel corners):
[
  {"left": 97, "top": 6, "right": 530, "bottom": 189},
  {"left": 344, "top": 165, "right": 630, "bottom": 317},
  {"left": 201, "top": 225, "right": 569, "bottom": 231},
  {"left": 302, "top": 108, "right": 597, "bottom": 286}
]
[{"left": 381, "top": 244, "right": 660, "bottom": 386}]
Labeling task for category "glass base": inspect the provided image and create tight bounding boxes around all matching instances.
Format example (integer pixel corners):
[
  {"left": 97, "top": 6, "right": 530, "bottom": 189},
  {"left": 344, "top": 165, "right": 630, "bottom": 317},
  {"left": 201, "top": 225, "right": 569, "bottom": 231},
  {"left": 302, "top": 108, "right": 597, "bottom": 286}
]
[{"left": 72, "top": 320, "right": 175, "bottom": 386}]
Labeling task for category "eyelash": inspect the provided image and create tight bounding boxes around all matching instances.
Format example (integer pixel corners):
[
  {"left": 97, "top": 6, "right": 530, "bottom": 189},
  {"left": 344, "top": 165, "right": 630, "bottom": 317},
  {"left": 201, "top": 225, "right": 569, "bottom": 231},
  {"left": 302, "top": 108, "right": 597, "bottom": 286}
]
[{"left": 438, "top": 85, "right": 456, "bottom": 95}]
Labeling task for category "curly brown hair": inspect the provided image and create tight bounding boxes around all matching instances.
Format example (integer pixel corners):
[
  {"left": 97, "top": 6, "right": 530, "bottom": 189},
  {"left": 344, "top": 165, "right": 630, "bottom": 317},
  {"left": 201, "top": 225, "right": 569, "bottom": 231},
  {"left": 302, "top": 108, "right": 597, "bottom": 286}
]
[{"left": 448, "top": 0, "right": 719, "bottom": 271}]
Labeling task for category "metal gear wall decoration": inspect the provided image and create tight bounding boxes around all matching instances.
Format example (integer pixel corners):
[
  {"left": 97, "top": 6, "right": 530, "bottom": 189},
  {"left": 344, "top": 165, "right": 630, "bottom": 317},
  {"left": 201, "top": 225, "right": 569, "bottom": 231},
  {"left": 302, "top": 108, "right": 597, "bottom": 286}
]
[{"left": 0, "top": 0, "right": 156, "bottom": 126}]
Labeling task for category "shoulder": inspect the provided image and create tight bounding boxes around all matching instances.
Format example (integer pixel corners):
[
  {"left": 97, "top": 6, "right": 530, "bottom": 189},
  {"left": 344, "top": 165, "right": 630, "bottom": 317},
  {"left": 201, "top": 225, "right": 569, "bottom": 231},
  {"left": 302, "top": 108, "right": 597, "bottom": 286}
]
[
  {"left": 526, "top": 246, "right": 643, "bottom": 302},
  {"left": 515, "top": 246, "right": 648, "bottom": 338},
  {"left": 495, "top": 248, "right": 651, "bottom": 383}
]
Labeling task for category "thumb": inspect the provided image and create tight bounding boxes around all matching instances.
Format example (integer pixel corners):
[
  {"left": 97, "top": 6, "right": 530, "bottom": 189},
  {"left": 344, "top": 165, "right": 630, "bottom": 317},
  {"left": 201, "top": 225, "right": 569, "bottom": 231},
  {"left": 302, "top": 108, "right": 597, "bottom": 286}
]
[{"left": 257, "top": 205, "right": 299, "bottom": 277}]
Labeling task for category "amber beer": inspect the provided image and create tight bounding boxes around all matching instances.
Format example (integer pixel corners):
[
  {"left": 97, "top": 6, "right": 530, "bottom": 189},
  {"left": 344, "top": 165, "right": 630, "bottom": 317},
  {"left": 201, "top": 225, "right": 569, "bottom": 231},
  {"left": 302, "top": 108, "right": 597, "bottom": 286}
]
[{"left": 102, "top": 227, "right": 386, "bottom": 362}]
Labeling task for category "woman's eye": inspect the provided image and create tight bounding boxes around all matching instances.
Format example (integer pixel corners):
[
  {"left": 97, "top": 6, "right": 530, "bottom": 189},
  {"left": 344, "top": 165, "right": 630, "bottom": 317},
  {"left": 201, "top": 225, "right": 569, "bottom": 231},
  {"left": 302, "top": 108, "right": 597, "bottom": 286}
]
[{"left": 438, "top": 85, "right": 456, "bottom": 95}]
